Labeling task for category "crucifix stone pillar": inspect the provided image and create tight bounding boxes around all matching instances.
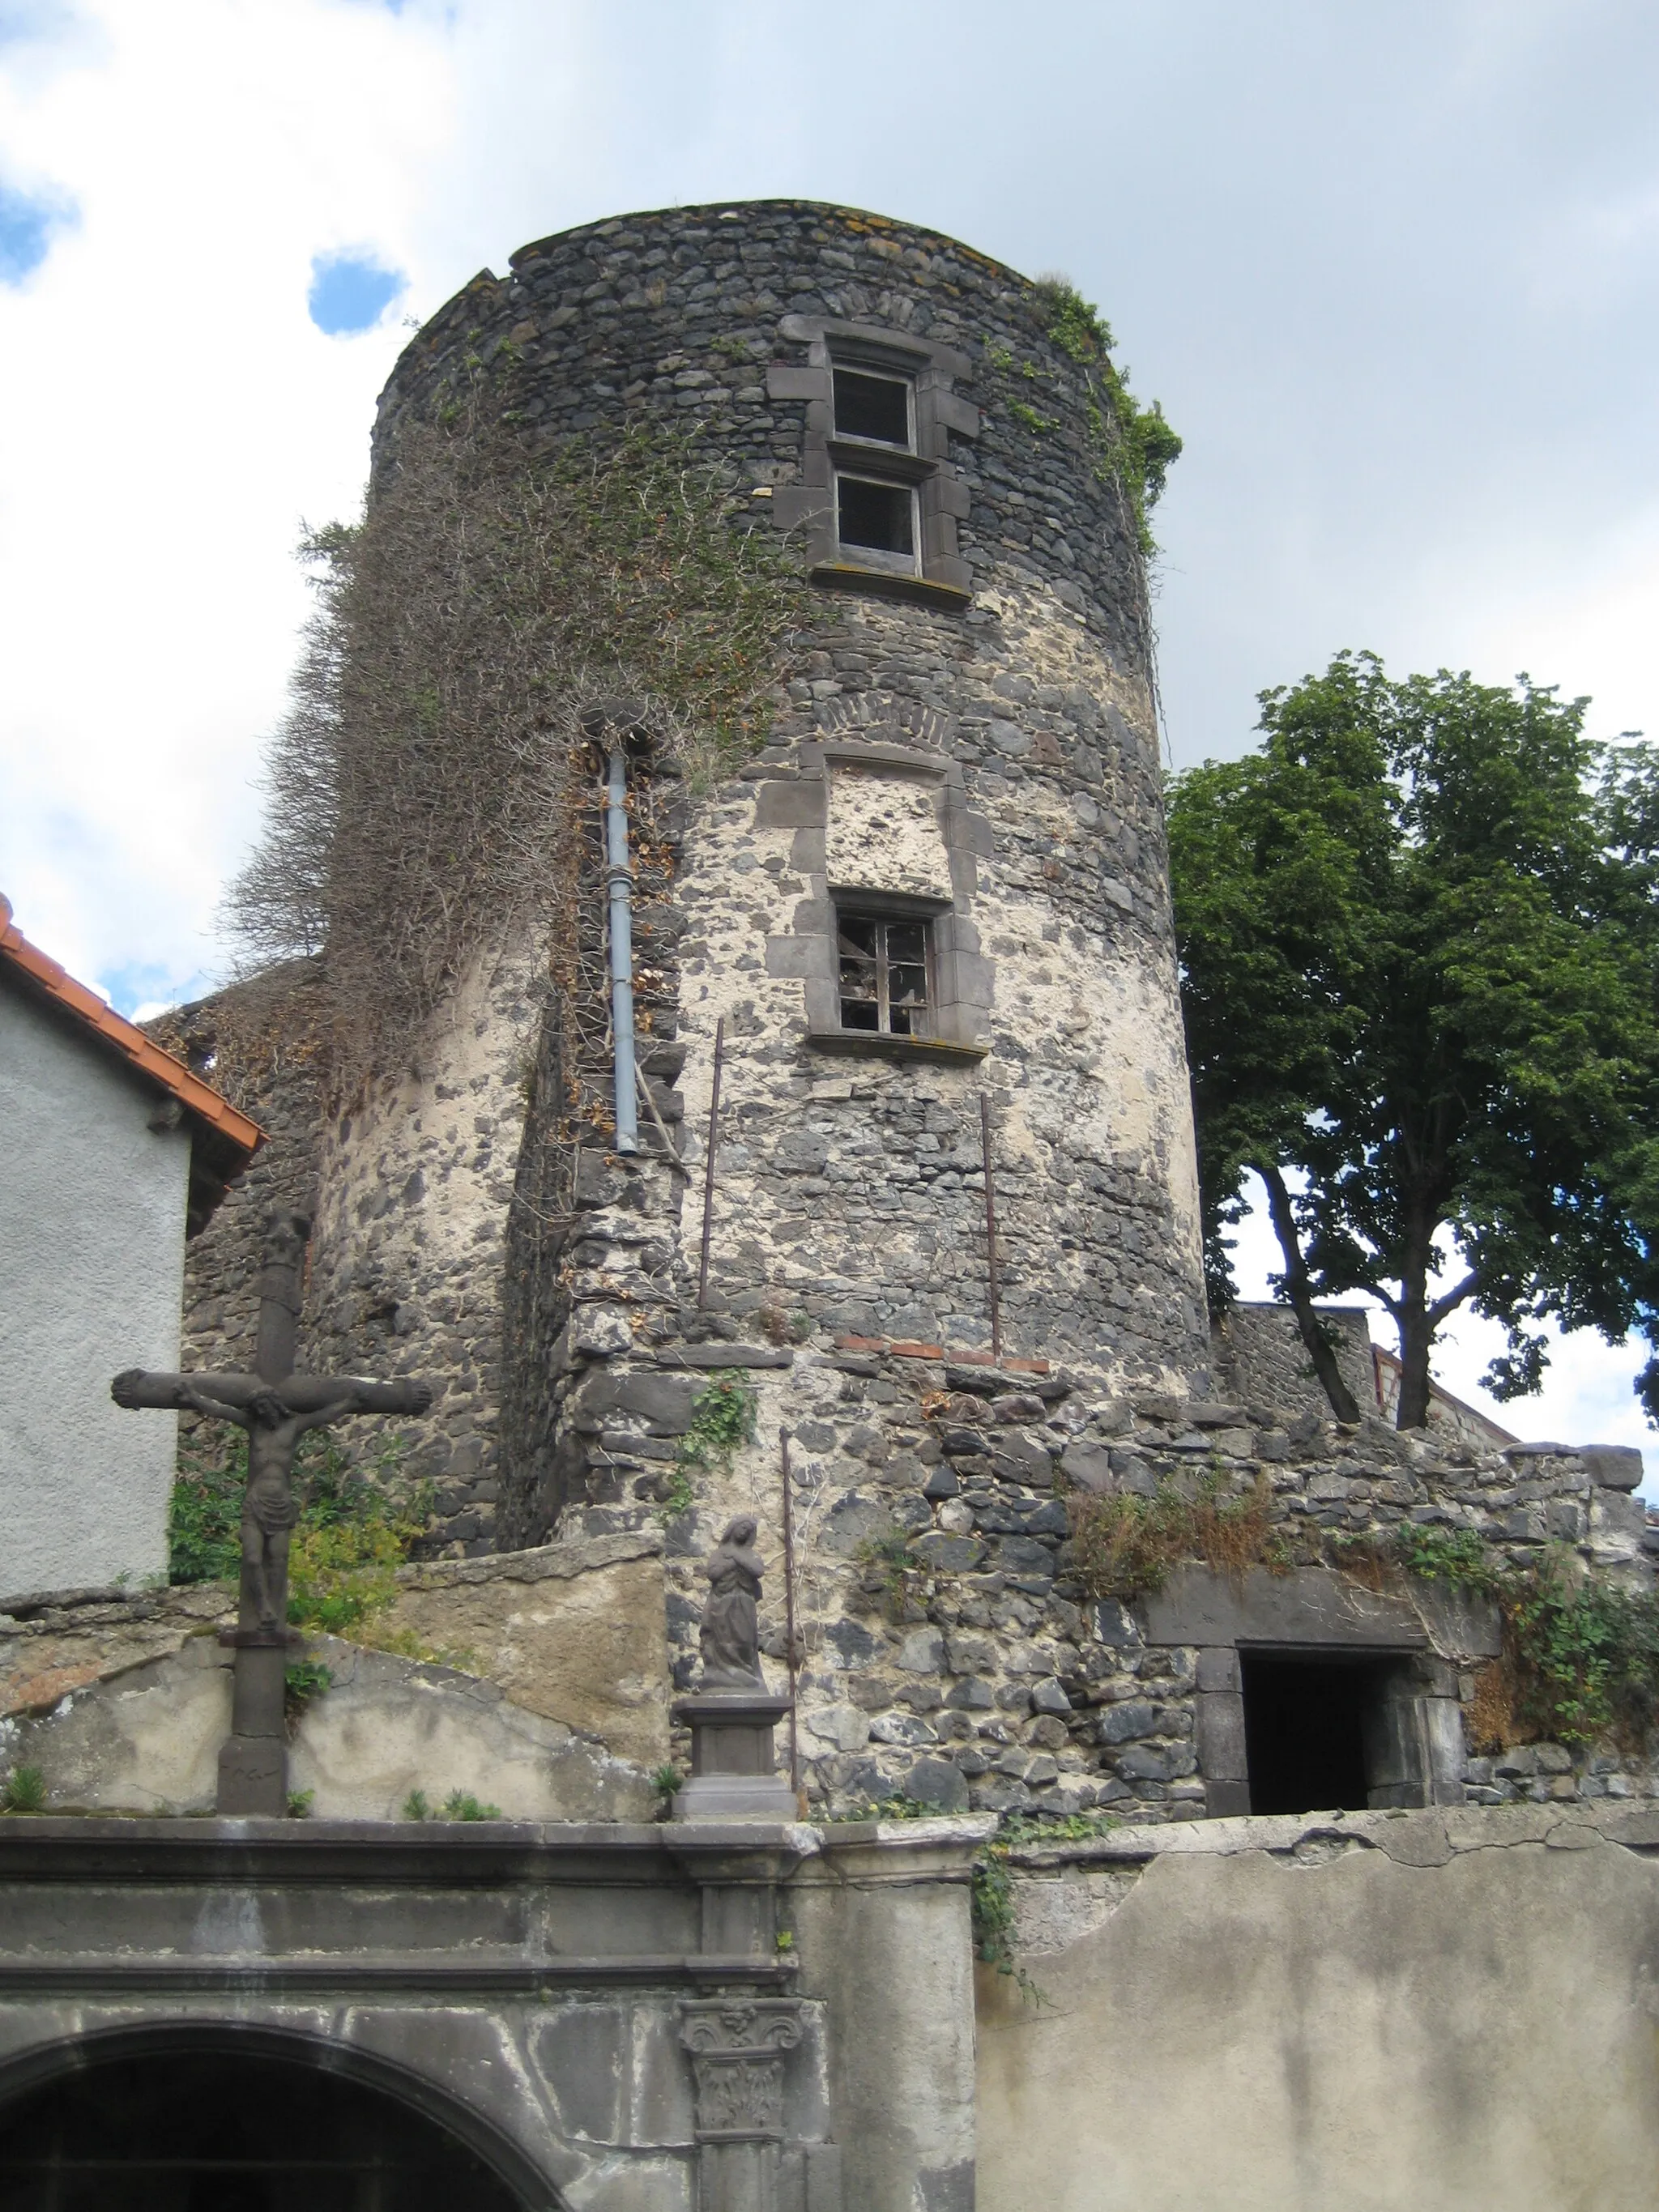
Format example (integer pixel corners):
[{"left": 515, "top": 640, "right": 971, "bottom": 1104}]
[{"left": 112, "top": 1208, "right": 433, "bottom": 1815}]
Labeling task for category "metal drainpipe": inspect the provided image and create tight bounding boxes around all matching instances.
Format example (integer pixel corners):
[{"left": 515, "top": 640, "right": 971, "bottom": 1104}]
[{"left": 604, "top": 744, "right": 638, "bottom": 1153}]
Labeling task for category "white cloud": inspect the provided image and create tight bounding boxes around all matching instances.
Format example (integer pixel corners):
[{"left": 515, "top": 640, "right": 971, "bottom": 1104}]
[{"left": 0, "top": 0, "right": 451, "bottom": 1002}]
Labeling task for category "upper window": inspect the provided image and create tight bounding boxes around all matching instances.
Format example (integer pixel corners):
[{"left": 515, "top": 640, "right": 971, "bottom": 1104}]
[
  {"left": 833, "top": 366, "right": 912, "bottom": 449},
  {"left": 837, "top": 910, "right": 931, "bottom": 1036},
  {"left": 765, "top": 317, "right": 978, "bottom": 603},
  {"left": 831, "top": 361, "right": 920, "bottom": 575}
]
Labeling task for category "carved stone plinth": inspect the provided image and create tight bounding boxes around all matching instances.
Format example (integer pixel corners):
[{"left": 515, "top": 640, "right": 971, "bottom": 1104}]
[{"left": 672, "top": 1691, "right": 796, "bottom": 1822}]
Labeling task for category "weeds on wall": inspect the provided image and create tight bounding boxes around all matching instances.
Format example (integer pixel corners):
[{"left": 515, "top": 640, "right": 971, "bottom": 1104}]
[
  {"left": 1397, "top": 1526, "right": 1659, "bottom": 1750},
  {"left": 1030, "top": 276, "right": 1183, "bottom": 556},
  {"left": 855, "top": 1530, "right": 926, "bottom": 1622},
  {"left": 1066, "top": 1467, "right": 1288, "bottom": 1600},
  {"left": 224, "top": 374, "right": 812, "bottom": 1089},
  {"left": 402, "top": 1788, "right": 501, "bottom": 1822},
  {"left": 658, "top": 1373, "right": 759, "bottom": 1519},
  {"left": 283, "top": 1659, "right": 334, "bottom": 1724},
  {"left": 169, "top": 1428, "right": 437, "bottom": 1647},
  {"left": 1, "top": 1764, "right": 46, "bottom": 1815}
]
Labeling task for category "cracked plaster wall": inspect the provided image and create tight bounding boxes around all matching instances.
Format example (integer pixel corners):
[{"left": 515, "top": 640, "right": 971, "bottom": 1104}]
[{"left": 978, "top": 1801, "right": 1659, "bottom": 2212}]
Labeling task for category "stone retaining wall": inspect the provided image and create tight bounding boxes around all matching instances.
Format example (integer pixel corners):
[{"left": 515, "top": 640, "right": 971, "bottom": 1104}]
[
  {"left": 550, "top": 1332, "right": 1657, "bottom": 1819},
  {"left": 0, "top": 1532, "right": 669, "bottom": 1821}
]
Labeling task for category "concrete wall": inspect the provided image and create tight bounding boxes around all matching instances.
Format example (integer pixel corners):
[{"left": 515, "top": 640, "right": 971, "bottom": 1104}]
[
  {"left": 977, "top": 1802, "right": 1659, "bottom": 2212},
  {"left": 0, "top": 1813, "right": 985, "bottom": 2212},
  {"left": 0, "top": 980, "right": 190, "bottom": 1599},
  {"left": 2, "top": 1532, "right": 672, "bottom": 1820}
]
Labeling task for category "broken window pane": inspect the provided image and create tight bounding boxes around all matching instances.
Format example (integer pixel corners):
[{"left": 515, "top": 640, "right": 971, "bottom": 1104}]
[
  {"left": 834, "top": 367, "right": 911, "bottom": 447},
  {"left": 835, "top": 910, "right": 930, "bottom": 1037}
]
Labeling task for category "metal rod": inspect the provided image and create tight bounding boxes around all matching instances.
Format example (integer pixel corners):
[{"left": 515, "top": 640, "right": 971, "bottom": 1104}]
[
  {"left": 603, "top": 745, "right": 638, "bottom": 1153},
  {"left": 780, "top": 1426, "right": 802, "bottom": 1806},
  {"left": 697, "top": 1016, "right": 725, "bottom": 1306},
  {"left": 634, "top": 1057, "right": 690, "bottom": 1176},
  {"left": 979, "top": 1089, "right": 1002, "bottom": 1363}
]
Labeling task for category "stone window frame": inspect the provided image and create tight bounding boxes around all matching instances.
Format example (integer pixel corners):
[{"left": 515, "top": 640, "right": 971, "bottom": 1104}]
[
  {"left": 766, "top": 316, "right": 979, "bottom": 612},
  {"left": 757, "top": 736, "right": 993, "bottom": 1066},
  {"left": 1137, "top": 1566, "right": 1488, "bottom": 1818},
  {"left": 833, "top": 905, "right": 936, "bottom": 1038}
]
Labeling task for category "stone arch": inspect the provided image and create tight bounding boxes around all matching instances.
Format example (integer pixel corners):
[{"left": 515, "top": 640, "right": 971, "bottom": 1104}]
[
  {"left": 0, "top": 2017, "right": 567, "bottom": 2210},
  {"left": 814, "top": 691, "right": 952, "bottom": 750}
]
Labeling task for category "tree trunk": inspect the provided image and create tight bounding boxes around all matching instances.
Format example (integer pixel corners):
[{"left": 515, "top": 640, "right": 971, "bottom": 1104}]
[
  {"left": 1393, "top": 1218, "right": 1435, "bottom": 1430},
  {"left": 1259, "top": 1164, "right": 1363, "bottom": 1424},
  {"left": 1394, "top": 1301, "right": 1433, "bottom": 1428}
]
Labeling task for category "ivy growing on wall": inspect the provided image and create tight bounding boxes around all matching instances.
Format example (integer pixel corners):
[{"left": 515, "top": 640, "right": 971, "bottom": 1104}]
[
  {"left": 1031, "top": 276, "right": 1183, "bottom": 556},
  {"left": 1398, "top": 1526, "right": 1659, "bottom": 1750}
]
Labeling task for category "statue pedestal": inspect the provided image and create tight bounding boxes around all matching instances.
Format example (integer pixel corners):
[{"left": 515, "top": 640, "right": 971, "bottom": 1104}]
[
  {"left": 217, "top": 1638, "right": 289, "bottom": 1815},
  {"left": 672, "top": 1690, "right": 796, "bottom": 1822}
]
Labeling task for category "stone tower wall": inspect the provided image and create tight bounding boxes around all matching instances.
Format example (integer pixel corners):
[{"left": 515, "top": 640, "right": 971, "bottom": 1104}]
[
  {"left": 361, "top": 199, "right": 1210, "bottom": 1532},
  {"left": 156, "top": 202, "right": 1226, "bottom": 1808}
]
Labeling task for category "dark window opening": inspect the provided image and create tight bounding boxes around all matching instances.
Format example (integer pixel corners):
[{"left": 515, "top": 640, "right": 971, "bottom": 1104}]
[
  {"left": 834, "top": 365, "right": 912, "bottom": 447},
  {"left": 835, "top": 475, "right": 915, "bottom": 560},
  {"left": 838, "top": 912, "right": 930, "bottom": 1036},
  {"left": 1240, "top": 1653, "right": 1375, "bottom": 1815},
  {"left": 0, "top": 2046, "right": 523, "bottom": 2212}
]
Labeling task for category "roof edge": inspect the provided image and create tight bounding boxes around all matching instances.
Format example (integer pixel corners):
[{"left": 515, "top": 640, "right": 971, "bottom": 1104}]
[{"left": 0, "top": 894, "right": 266, "bottom": 1163}]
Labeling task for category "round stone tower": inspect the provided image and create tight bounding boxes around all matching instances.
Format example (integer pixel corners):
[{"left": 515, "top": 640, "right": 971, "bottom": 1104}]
[{"left": 294, "top": 198, "right": 1213, "bottom": 1550}]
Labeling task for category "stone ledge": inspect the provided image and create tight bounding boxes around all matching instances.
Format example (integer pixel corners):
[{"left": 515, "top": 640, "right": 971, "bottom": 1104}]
[
  {"left": 652, "top": 1345, "right": 795, "bottom": 1370},
  {"left": 804, "top": 1029, "right": 991, "bottom": 1065},
  {"left": 1000, "top": 1798, "right": 1659, "bottom": 1871},
  {"left": 395, "top": 1529, "right": 662, "bottom": 1590}
]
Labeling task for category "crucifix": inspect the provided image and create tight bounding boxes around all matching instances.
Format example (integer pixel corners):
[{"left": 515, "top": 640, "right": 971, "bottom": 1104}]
[{"left": 111, "top": 1207, "right": 433, "bottom": 1816}]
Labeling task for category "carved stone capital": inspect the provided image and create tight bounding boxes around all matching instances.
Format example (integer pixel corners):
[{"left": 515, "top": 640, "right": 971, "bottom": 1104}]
[{"left": 679, "top": 1999, "right": 804, "bottom": 2143}]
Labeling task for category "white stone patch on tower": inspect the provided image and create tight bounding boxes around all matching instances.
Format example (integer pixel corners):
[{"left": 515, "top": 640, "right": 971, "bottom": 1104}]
[{"left": 825, "top": 767, "right": 952, "bottom": 899}]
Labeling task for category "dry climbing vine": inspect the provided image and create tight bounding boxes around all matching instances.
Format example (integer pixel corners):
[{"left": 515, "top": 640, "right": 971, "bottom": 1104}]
[{"left": 224, "top": 377, "right": 812, "bottom": 1090}]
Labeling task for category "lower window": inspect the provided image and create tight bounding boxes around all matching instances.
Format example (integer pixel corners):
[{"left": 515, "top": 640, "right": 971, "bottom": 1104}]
[
  {"left": 837, "top": 910, "right": 930, "bottom": 1036},
  {"left": 834, "top": 474, "right": 918, "bottom": 571}
]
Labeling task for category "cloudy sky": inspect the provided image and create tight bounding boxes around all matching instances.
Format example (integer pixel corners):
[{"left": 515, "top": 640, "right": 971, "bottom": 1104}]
[{"left": 4, "top": 0, "right": 1658, "bottom": 1466}]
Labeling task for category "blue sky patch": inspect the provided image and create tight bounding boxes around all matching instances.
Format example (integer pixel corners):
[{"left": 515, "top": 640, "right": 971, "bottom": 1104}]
[
  {"left": 96, "top": 959, "right": 205, "bottom": 1023},
  {"left": 308, "top": 249, "right": 406, "bottom": 335},
  {"left": 0, "top": 181, "right": 71, "bottom": 285}
]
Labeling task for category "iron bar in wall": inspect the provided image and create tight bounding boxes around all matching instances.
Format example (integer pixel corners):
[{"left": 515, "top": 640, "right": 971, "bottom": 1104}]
[
  {"left": 697, "top": 1016, "right": 725, "bottom": 1307},
  {"left": 979, "top": 1089, "right": 1002, "bottom": 1363},
  {"left": 780, "top": 1425, "right": 802, "bottom": 1805}
]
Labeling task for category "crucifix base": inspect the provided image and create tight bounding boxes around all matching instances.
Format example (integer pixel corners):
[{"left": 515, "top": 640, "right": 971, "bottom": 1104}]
[
  {"left": 672, "top": 1691, "right": 796, "bottom": 1822},
  {"left": 218, "top": 1641, "right": 288, "bottom": 1816}
]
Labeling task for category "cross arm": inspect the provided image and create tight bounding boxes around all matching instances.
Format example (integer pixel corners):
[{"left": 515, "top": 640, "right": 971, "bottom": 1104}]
[{"left": 111, "top": 1370, "right": 433, "bottom": 1417}]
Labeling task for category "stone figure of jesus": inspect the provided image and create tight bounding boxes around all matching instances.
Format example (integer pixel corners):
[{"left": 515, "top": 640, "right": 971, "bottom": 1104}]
[
  {"left": 193, "top": 1383, "right": 379, "bottom": 1629},
  {"left": 700, "top": 1514, "right": 766, "bottom": 1690},
  {"left": 110, "top": 1205, "right": 434, "bottom": 1813}
]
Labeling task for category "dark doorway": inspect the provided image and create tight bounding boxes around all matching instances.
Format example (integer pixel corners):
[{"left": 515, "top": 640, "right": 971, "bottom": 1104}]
[
  {"left": 1240, "top": 1652, "right": 1376, "bottom": 1815},
  {"left": 0, "top": 2045, "right": 527, "bottom": 2212}
]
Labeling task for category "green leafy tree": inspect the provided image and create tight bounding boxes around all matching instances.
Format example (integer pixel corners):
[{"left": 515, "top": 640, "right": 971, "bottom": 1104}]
[{"left": 1169, "top": 650, "right": 1659, "bottom": 1429}]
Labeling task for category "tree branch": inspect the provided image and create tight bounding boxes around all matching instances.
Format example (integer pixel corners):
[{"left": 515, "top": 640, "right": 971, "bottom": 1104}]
[
  {"left": 1257, "top": 1161, "right": 1363, "bottom": 1423},
  {"left": 1426, "top": 1270, "right": 1480, "bottom": 1331}
]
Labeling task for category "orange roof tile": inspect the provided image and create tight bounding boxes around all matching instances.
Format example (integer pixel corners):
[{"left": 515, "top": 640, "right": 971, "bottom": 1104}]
[{"left": 0, "top": 892, "right": 265, "bottom": 1162}]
